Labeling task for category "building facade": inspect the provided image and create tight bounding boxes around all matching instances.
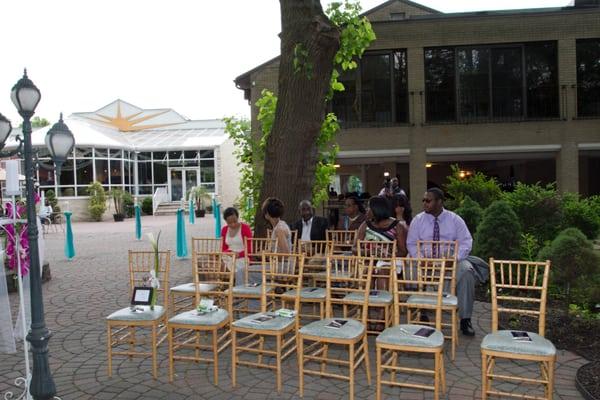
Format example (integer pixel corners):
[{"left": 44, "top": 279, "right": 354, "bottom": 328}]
[
  {"left": 5, "top": 100, "right": 240, "bottom": 220},
  {"left": 235, "top": 0, "right": 600, "bottom": 209}
]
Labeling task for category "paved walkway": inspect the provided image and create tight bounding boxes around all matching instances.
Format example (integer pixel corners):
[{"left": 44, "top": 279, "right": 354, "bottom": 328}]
[{"left": 0, "top": 216, "right": 587, "bottom": 399}]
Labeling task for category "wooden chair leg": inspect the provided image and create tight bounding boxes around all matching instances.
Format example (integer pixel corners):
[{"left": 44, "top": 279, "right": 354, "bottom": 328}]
[
  {"left": 375, "top": 345, "right": 381, "bottom": 400},
  {"left": 152, "top": 324, "right": 158, "bottom": 379},
  {"left": 321, "top": 344, "right": 329, "bottom": 373},
  {"left": 195, "top": 331, "right": 201, "bottom": 361},
  {"left": 451, "top": 309, "right": 457, "bottom": 361},
  {"left": 440, "top": 352, "right": 446, "bottom": 393},
  {"left": 258, "top": 335, "right": 265, "bottom": 365},
  {"left": 547, "top": 357, "right": 556, "bottom": 400},
  {"left": 390, "top": 351, "right": 398, "bottom": 382},
  {"left": 168, "top": 326, "right": 174, "bottom": 382},
  {"left": 213, "top": 329, "right": 219, "bottom": 386},
  {"left": 231, "top": 330, "right": 237, "bottom": 387},
  {"left": 349, "top": 342, "right": 355, "bottom": 400},
  {"left": 481, "top": 353, "right": 488, "bottom": 400},
  {"left": 434, "top": 351, "right": 440, "bottom": 400},
  {"left": 298, "top": 335, "right": 304, "bottom": 397},
  {"left": 363, "top": 335, "right": 371, "bottom": 385},
  {"left": 129, "top": 326, "right": 136, "bottom": 358},
  {"left": 107, "top": 323, "right": 112, "bottom": 377},
  {"left": 276, "top": 335, "right": 282, "bottom": 393}
]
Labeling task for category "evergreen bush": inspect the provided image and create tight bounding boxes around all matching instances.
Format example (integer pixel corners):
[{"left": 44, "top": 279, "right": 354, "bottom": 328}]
[
  {"left": 87, "top": 181, "right": 107, "bottom": 221},
  {"left": 45, "top": 189, "right": 60, "bottom": 213},
  {"left": 560, "top": 193, "right": 600, "bottom": 239},
  {"left": 538, "top": 227, "right": 600, "bottom": 306},
  {"left": 444, "top": 164, "right": 502, "bottom": 210},
  {"left": 473, "top": 200, "right": 522, "bottom": 261},
  {"left": 122, "top": 191, "right": 134, "bottom": 218},
  {"left": 455, "top": 195, "right": 483, "bottom": 235},
  {"left": 141, "top": 197, "right": 153, "bottom": 215},
  {"left": 502, "top": 182, "right": 562, "bottom": 246}
]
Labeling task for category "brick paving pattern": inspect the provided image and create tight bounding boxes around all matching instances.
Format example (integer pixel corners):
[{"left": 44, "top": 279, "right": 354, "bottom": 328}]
[{"left": 0, "top": 216, "right": 587, "bottom": 399}]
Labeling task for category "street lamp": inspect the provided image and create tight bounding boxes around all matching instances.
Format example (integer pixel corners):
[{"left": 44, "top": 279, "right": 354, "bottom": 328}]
[{"left": 1, "top": 69, "right": 74, "bottom": 400}]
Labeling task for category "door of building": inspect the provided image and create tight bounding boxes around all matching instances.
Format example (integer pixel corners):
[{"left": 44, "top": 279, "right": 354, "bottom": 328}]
[{"left": 169, "top": 168, "right": 199, "bottom": 201}]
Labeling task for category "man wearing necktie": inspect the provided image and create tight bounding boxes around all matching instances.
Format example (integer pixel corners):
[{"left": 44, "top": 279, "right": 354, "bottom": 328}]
[{"left": 406, "top": 187, "right": 478, "bottom": 336}]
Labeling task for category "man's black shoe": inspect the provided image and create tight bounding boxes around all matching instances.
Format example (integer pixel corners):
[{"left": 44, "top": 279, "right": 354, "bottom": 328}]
[{"left": 460, "top": 318, "right": 475, "bottom": 337}]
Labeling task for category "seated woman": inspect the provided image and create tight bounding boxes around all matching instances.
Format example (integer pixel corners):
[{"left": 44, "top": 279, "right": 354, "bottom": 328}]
[
  {"left": 261, "top": 197, "right": 291, "bottom": 254},
  {"left": 221, "top": 207, "right": 253, "bottom": 284}
]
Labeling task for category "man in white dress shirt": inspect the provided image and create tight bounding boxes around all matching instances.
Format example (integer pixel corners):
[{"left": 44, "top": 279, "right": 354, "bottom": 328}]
[
  {"left": 292, "top": 200, "right": 328, "bottom": 241},
  {"left": 406, "top": 187, "right": 478, "bottom": 336}
]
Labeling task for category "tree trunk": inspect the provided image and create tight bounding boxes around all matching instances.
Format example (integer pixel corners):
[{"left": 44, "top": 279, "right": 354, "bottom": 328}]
[{"left": 255, "top": 0, "right": 340, "bottom": 236}]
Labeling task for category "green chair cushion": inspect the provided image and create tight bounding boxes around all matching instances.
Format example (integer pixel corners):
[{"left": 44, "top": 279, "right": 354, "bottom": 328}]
[
  {"left": 299, "top": 318, "right": 365, "bottom": 340},
  {"left": 376, "top": 324, "right": 444, "bottom": 348},
  {"left": 232, "top": 313, "right": 295, "bottom": 331},
  {"left": 406, "top": 293, "right": 458, "bottom": 307},
  {"left": 107, "top": 306, "right": 165, "bottom": 321},
  {"left": 230, "top": 284, "right": 273, "bottom": 296},
  {"left": 170, "top": 283, "right": 217, "bottom": 293},
  {"left": 282, "top": 287, "right": 326, "bottom": 300},
  {"left": 344, "top": 290, "right": 392, "bottom": 304},
  {"left": 481, "top": 330, "right": 556, "bottom": 357},
  {"left": 168, "top": 309, "right": 229, "bottom": 326}
]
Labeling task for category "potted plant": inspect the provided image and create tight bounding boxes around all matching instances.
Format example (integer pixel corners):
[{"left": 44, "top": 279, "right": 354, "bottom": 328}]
[
  {"left": 110, "top": 188, "right": 126, "bottom": 222},
  {"left": 190, "top": 186, "right": 210, "bottom": 218}
]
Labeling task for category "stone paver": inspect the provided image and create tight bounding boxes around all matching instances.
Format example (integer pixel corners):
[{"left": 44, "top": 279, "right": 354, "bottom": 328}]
[{"left": 0, "top": 215, "right": 588, "bottom": 399}]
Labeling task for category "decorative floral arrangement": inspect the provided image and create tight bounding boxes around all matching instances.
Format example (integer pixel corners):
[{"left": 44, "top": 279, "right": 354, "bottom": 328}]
[
  {"left": 146, "top": 231, "right": 161, "bottom": 310},
  {"left": 4, "top": 193, "right": 40, "bottom": 277}
]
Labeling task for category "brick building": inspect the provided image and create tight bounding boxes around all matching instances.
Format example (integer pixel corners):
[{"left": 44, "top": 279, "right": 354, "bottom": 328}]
[{"left": 235, "top": 0, "right": 600, "bottom": 208}]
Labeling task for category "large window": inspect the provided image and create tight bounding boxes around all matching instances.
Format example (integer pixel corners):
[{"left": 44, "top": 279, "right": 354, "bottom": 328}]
[
  {"left": 577, "top": 38, "right": 600, "bottom": 117},
  {"left": 425, "top": 41, "right": 558, "bottom": 123},
  {"left": 332, "top": 50, "right": 408, "bottom": 127}
]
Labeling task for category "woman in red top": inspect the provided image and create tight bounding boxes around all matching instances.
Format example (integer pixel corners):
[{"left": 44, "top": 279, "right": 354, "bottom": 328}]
[{"left": 221, "top": 207, "right": 253, "bottom": 284}]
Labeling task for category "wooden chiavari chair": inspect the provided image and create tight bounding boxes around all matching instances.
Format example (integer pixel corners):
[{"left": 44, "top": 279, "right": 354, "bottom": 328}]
[
  {"left": 167, "top": 252, "right": 235, "bottom": 385},
  {"left": 281, "top": 240, "right": 332, "bottom": 321},
  {"left": 375, "top": 257, "right": 447, "bottom": 400},
  {"left": 231, "top": 253, "right": 304, "bottom": 393},
  {"left": 326, "top": 229, "right": 357, "bottom": 254},
  {"left": 481, "top": 259, "right": 555, "bottom": 400},
  {"left": 298, "top": 255, "right": 373, "bottom": 400},
  {"left": 169, "top": 237, "right": 222, "bottom": 316},
  {"left": 107, "top": 250, "right": 171, "bottom": 379},
  {"left": 356, "top": 240, "right": 396, "bottom": 334},
  {"left": 230, "top": 237, "right": 276, "bottom": 316},
  {"left": 406, "top": 240, "right": 459, "bottom": 360}
]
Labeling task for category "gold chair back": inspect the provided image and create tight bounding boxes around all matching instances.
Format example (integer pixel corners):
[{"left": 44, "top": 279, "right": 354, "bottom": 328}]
[
  {"left": 325, "top": 255, "right": 373, "bottom": 322},
  {"left": 490, "top": 258, "right": 551, "bottom": 336},
  {"left": 129, "top": 250, "right": 171, "bottom": 308},
  {"left": 192, "top": 252, "right": 236, "bottom": 310},
  {"left": 326, "top": 229, "right": 357, "bottom": 254}
]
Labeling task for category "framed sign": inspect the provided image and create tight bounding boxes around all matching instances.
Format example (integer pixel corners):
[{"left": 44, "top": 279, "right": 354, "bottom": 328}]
[{"left": 131, "top": 287, "right": 154, "bottom": 306}]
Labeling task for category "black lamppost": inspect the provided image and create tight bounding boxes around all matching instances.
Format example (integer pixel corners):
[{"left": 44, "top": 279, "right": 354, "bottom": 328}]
[{"left": 2, "top": 69, "right": 75, "bottom": 400}]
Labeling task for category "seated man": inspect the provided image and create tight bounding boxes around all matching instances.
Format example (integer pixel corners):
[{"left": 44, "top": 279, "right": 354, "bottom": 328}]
[
  {"left": 292, "top": 200, "right": 329, "bottom": 241},
  {"left": 406, "top": 187, "right": 483, "bottom": 337}
]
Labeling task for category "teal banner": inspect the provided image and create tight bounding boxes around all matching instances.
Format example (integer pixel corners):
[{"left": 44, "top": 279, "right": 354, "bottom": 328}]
[
  {"left": 134, "top": 204, "right": 142, "bottom": 240},
  {"left": 214, "top": 201, "right": 221, "bottom": 239},
  {"left": 176, "top": 208, "right": 188, "bottom": 258},
  {"left": 189, "top": 199, "right": 195, "bottom": 224},
  {"left": 64, "top": 211, "right": 75, "bottom": 260}
]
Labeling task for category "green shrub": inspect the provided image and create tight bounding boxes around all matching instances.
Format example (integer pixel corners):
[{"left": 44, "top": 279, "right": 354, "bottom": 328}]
[
  {"left": 560, "top": 193, "right": 600, "bottom": 240},
  {"left": 444, "top": 164, "right": 502, "bottom": 210},
  {"left": 455, "top": 196, "right": 483, "bottom": 234},
  {"left": 473, "top": 200, "right": 522, "bottom": 261},
  {"left": 502, "top": 182, "right": 562, "bottom": 246},
  {"left": 87, "top": 181, "right": 107, "bottom": 221},
  {"left": 538, "top": 227, "right": 600, "bottom": 306},
  {"left": 122, "top": 191, "right": 134, "bottom": 218},
  {"left": 141, "top": 197, "right": 153, "bottom": 215}
]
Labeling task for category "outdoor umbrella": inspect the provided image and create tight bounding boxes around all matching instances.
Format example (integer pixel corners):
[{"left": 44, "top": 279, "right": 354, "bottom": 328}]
[
  {"left": 176, "top": 208, "right": 188, "bottom": 258},
  {"left": 64, "top": 211, "right": 75, "bottom": 260},
  {"left": 134, "top": 204, "right": 142, "bottom": 240}
]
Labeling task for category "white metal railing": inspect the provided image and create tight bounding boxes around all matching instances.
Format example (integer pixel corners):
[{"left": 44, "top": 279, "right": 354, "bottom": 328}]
[{"left": 152, "top": 187, "right": 169, "bottom": 214}]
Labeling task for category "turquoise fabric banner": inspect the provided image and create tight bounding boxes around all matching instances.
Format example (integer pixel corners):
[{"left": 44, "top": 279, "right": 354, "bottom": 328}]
[
  {"left": 64, "top": 211, "right": 75, "bottom": 260},
  {"left": 214, "top": 201, "right": 221, "bottom": 239},
  {"left": 189, "top": 199, "right": 195, "bottom": 224},
  {"left": 176, "top": 208, "right": 188, "bottom": 258},
  {"left": 134, "top": 204, "right": 142, "bottom": 240}
]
